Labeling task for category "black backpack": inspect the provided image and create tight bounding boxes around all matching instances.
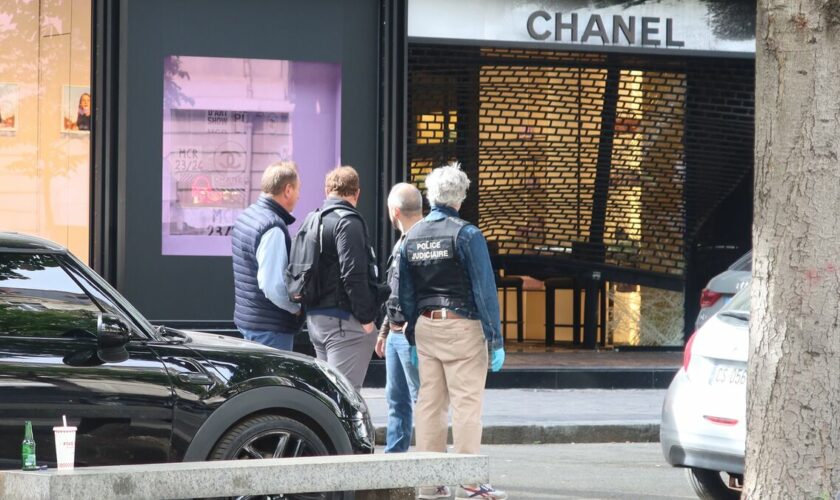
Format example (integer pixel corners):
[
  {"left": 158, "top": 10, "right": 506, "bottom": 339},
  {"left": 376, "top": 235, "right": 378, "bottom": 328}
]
[
  {"left": 285, "top": 206, "right": 341, "bottom": 306},
  {"left": 287, "top": 205, "right": 390, "bottom": 308}
]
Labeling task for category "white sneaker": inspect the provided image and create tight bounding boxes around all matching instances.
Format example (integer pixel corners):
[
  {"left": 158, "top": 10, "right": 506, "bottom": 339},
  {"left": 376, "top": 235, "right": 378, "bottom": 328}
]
[
  {"left": 418, "top": 485, "right": 452, "bottom": 499},
  {"left": 455, "top": 484, "right": 508, "bottom": 499}
]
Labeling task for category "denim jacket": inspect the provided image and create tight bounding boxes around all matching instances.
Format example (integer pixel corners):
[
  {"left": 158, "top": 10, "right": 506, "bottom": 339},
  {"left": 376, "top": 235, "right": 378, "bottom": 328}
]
[{"left": 399, "top": 205, "right": 503, "bottom": 351}]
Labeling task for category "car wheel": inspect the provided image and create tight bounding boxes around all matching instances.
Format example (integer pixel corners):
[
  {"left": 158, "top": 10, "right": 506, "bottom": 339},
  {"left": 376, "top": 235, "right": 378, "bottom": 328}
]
[
  {"left": 211, "top": 414, "right": 342, "bottom": 500},
  {"left": 685, "top": 467, "right": 740, "bottom": 500}
]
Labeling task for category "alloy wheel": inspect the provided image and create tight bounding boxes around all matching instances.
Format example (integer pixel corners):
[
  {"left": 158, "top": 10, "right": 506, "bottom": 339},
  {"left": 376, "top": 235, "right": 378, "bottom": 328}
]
[{"left": 231, "top": 429, "right": 334, "bottom": 500}]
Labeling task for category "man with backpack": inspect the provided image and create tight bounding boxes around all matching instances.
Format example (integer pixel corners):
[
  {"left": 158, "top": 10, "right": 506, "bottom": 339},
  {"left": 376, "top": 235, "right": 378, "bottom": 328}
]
[
  {"left": 286, "top": 165, "right": 387, "bottom": 389},
  {"left": 231, "top": 161, "right": 303, "bottom": 351}
]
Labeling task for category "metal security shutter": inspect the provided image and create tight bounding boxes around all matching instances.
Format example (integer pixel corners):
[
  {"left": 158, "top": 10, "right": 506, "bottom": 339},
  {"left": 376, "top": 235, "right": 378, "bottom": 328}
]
[{"left": 407, "top": 44, "right": 753, "bottom": 291}]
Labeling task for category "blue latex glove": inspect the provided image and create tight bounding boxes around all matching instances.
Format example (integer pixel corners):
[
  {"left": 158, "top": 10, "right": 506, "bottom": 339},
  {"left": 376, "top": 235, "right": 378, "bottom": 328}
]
[
  {"left": 490, "top": 348, "right": 505, "bottom": 372},
  {"left": 410, "top": 346, "right": 418, "bottom": 367}
]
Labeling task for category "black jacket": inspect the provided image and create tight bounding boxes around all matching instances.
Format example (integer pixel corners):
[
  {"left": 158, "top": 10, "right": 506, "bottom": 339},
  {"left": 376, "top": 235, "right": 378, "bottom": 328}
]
[
  {"left": 384, "top": 236, "right": 406, "bottom": 325},
  {"left": 310, "top": 198, "right": 382, "bottom": 323}
]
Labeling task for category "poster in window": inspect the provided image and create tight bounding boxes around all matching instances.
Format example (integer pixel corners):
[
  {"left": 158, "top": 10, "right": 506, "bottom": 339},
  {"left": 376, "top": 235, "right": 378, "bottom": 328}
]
[
  {"left": 61, "top": 85, "right": 91, "bottom": 134},
  {"left": 0, "top": 83, "right": 19, "bottom": 132},
  {"left": 162, "top": 55, "right": 342, "bottom": 256}
]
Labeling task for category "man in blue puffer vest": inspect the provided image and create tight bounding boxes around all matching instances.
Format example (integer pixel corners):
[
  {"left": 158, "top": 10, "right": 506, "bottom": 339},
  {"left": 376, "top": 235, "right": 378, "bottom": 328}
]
[{"left": 231, "top": 161, "right": 303, "bottom": 350}]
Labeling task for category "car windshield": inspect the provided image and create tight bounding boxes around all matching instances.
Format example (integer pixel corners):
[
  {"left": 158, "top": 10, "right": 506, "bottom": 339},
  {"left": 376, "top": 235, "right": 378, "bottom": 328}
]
[
  {"left": 729, "top": 250, "right": 752, "bottom": 272},
  {"left": 65, "top": 253, "right": 159, "bottom": 339},
  {"left": 721, "top": 281, "right": 751, "bottom": 315}
]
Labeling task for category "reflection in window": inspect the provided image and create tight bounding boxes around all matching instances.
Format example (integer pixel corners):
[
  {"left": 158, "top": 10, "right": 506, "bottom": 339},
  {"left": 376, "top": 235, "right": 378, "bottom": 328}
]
[
  {"left": 0, "top": 254, "right": 99, "bottom": 338},
  {"left": 162, "top": 55, "right": 342, "bottom": 256},
  {"left": 0, "top": 0, "right": 92, "bottom": 262}
]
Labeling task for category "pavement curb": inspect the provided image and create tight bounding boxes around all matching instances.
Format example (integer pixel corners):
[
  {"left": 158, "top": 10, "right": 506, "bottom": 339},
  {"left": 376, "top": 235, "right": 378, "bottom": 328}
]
[
  {"left": 363, "top": 362, "right": 678, "bottom": 389},
  {"left": 374, "top": 423, "right": 660, "bottom": 446}
]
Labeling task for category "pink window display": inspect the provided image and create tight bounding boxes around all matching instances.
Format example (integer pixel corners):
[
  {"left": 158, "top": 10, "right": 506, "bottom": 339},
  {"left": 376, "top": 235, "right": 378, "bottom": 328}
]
[{"left": 162, "top": 55, "right": 341, "bottom": 256}]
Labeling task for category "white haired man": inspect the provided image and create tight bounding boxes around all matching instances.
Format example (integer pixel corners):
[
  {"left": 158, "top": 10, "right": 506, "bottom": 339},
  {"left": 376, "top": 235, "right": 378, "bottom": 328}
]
[{"left": 399, "top": 163, "right": 507, "bottom": 500}]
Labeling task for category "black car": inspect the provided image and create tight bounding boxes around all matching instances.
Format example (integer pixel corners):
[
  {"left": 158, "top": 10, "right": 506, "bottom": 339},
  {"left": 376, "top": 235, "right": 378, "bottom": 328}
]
[{"left": 0, "top": 232, "right": 374, "bottom": 473}]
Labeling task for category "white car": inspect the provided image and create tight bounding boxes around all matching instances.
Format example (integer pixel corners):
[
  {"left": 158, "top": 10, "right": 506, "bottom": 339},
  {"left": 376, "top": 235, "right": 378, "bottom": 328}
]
[
  {"left": 694, "top": 251, "right": 751, "bottom": 330},
  {"left": 660, "top": 283, "right": 749, "bottom": 499}
]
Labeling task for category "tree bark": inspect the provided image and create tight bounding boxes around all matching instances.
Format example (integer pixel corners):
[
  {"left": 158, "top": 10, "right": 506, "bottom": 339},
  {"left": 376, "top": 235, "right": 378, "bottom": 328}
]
[{"left": 748, "top": 0, "right": 840, "bottom": 498}]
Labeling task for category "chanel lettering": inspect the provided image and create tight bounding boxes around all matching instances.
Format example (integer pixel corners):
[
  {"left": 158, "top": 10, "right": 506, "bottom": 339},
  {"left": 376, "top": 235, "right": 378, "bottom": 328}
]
[{"left": 527, "top": 11, "right": 685, "bottom": 48}]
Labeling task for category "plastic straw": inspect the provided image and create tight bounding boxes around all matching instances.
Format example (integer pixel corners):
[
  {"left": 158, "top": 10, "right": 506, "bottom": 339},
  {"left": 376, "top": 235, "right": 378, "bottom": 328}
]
[{"left": 62, "top": 415, "right": 67, "bottom": 427}]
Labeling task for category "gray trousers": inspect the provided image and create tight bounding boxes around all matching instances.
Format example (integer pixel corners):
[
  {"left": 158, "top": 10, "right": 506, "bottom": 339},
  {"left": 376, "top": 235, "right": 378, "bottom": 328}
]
[{"left": 307, "top": 314, "right": 377, "bottom": 390}]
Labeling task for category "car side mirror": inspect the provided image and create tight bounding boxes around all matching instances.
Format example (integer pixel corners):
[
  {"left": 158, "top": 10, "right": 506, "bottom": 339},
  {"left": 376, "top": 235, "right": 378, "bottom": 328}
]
[{"left": 96, "top": 313, "right": 131, "bottom": 363}]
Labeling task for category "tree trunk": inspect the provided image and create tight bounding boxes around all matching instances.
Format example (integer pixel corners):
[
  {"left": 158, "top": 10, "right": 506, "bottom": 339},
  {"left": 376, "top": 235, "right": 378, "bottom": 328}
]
[{"left": 748, "top": 0, "right": 840, "bottom": 497}]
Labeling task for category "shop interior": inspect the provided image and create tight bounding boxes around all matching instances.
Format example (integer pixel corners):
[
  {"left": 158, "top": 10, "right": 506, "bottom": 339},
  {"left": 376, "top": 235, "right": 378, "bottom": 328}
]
[{"left": 407, "top": 45, "right": 754, "bottom": 351}]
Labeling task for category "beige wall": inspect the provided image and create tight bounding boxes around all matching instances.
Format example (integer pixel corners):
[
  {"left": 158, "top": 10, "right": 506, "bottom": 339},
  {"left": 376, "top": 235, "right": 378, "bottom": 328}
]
[{"left": 0, "top": 0, "right": 91, "bottom": 261}]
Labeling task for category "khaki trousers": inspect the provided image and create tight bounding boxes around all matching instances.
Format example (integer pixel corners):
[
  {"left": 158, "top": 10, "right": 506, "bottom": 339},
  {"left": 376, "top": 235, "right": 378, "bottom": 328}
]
[{"left": 414, "top": 315, "right": 488, "bottom": 455}]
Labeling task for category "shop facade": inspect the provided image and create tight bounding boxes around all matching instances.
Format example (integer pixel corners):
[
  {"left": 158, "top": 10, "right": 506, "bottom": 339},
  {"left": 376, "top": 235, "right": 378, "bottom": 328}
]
[
  {"left": 1, "top": 0, "right": 382, "bottom": 334},
  {"left": 0, "top": 0, "right": 756, "bottom": 349},
  {"left": 400, "top": 0, "right": 756, "bottom": 347}
]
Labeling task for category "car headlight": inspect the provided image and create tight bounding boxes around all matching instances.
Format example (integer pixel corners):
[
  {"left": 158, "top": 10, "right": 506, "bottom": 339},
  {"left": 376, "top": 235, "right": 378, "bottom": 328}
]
[{"left": 313, "top": 358, "right": 366, "bottom": 412}]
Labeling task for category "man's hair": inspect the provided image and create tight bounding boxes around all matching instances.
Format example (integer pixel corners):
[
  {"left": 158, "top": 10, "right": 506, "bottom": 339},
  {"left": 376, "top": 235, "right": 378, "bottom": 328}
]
[
  {"left": 425, "top": 161, "right": 470, "bottom": 207},
  {"left": 261, "top": 161, "right": 299, "bottom": 196},
  {"left": 387, "top": 183, "right": 422, "bottom": 216},
  {"left": 325, "top": 165, "right": 360, "bottom": 197}
]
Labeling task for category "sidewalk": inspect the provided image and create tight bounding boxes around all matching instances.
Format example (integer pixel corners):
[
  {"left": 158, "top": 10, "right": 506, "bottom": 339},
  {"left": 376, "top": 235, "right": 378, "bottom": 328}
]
[
  {"left": 363, "top": 349, "right": 682, "bottom": 389},
  {"left": 360, "top": 388, "right": 666, "bottom": 446}
]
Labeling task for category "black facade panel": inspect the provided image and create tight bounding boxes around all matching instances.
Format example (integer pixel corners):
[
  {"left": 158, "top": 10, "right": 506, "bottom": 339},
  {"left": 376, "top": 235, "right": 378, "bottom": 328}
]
[{"left": 116, "top": 0, "right": 380, "bottom": 322}]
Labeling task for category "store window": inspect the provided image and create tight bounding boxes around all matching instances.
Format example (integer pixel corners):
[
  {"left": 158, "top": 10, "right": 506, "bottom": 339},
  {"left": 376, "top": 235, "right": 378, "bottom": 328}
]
[
  {"left": 0, "top": 1, "right": 93, "bottom": 262},
  {"left": 161, "top": 56, "right": 341, "bottom": 256}
]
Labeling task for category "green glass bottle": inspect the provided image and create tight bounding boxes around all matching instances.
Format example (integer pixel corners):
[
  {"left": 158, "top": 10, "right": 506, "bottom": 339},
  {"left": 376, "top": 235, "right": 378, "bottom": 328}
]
[{"left": 21, "top": 420, "right": 36, "bottom": 470}]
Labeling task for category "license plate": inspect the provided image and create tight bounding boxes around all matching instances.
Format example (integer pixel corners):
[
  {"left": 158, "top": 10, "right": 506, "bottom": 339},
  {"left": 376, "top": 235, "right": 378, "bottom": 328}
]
[{"left": 709, "top": 365, "right": 747, "bottom": 386}]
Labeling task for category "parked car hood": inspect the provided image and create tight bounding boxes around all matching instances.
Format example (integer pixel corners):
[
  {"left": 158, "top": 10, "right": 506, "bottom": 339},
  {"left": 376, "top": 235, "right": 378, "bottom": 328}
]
[
  {"left": 180, "top": 329, "right": 272, "bottom": 352},
  {"left": 174, "top": 329, "right": 310, "bottom": 359},
  {"left": 169, "top": 329, "right": 323, "bottom": 387},
  {"left": 145, "top": 328, "right": 366, "bottom": 428}
]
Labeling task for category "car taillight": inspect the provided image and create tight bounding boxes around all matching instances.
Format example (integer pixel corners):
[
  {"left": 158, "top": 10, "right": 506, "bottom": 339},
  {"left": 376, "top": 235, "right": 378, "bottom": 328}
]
[
  {"left": 699, "top": 289, "right": 722, "bottom": 308},
  {"left": 683, "top": 331, "right": 697, "bottom": 372},
  {"left": 703, "top": 415, "right": 739, "bottom": 426}
]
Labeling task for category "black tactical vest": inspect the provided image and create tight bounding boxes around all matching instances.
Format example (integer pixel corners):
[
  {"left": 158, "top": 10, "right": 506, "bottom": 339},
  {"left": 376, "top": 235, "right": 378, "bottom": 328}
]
[{"left": 404, "top": 216, "right": 476, "bottom": 314}]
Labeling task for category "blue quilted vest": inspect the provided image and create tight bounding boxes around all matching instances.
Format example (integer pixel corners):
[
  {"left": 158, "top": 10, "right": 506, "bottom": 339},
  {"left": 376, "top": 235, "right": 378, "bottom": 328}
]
[{"left": 231, "top": 196, "right": 299, "bottom": 332}]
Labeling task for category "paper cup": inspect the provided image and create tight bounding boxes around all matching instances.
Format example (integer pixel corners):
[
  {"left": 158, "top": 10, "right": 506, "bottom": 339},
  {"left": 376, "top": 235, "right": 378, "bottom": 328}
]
[{"left": 52, "top": 426, "right": 77, "bottom": 470}]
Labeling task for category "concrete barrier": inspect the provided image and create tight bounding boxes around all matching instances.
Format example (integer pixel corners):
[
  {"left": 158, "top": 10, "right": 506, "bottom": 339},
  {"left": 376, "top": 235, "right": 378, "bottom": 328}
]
[
  {"left": 373, "top": 423, "right": 661, "bottom": 445},
  {"left": 0, "top": 452, "right": 488, "bottom": 500}
]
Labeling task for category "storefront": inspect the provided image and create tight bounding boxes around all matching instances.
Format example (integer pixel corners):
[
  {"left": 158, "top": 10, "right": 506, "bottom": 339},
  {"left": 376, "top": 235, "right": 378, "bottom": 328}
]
[
  {"left": 1, "top": 0, "right": 382, "bottom": 333},
  {"left": 401, "top": 0, "right": 756, "bottom": 347},
  {"left": 0, "top": 0, "right": 756, "bottom": 350}
]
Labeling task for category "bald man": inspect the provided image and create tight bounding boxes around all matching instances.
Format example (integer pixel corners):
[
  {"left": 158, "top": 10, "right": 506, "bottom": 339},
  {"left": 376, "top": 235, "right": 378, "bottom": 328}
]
[{"left": 376, "top": 182, "right": 424, "bottom": 454}]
